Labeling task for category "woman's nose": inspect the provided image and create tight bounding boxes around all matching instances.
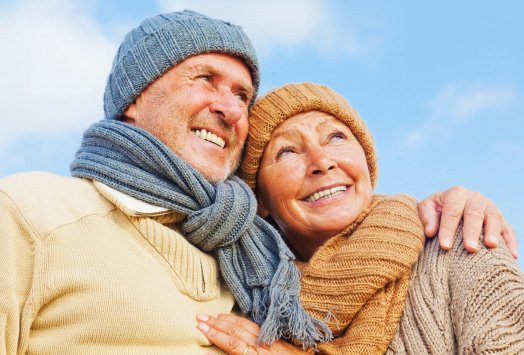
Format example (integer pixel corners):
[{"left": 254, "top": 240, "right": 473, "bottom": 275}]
[{"left": 307, "top": 148, "right": 337, "bottom": 176}]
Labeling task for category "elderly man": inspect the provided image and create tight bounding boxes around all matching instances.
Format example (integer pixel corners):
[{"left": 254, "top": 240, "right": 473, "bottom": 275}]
[{"left": 0, "top": 10, "right": 516, "bottom": 354}]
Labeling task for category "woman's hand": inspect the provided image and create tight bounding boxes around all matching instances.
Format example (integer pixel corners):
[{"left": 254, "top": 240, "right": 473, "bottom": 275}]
[
  {"left": 196, "top": 313, "right": 310, "bottom": 355},
  {"left": 418, "top": 186, "right": 517, "bottom": 258}
]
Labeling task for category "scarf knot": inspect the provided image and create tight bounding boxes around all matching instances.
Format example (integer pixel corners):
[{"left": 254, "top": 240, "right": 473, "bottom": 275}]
[{"left": 183, "top": 176, "right": 258, "bottom": 251}]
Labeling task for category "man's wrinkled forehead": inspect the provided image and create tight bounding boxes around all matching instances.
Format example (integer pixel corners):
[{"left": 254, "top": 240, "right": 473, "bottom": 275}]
[{"left": 163, "top": 52, "right": 255, "bottom": 100}]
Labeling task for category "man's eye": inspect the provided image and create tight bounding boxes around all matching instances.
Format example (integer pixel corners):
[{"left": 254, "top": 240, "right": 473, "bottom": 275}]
[
  {"left": 198, "top": 75, "right": 211, "bottom": 82},
  {"left": 235, "top": 92, "right": 248, "bottom": 102}
]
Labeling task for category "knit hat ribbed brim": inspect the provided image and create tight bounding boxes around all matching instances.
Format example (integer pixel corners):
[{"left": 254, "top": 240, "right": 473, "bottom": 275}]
[
  {"left": 104, "top": 10, "right": 260, "bottom": 121},
  {"left": 240, "top": 83, "right": 378, "bottom": 190}
]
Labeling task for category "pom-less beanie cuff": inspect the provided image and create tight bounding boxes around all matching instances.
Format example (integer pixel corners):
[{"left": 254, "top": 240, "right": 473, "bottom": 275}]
[
  {"left": 240, "top": 82, "right": 378, "bottom": 190},
  {"left": 104, "top": 10, "right": 260, "bottom": 121}
]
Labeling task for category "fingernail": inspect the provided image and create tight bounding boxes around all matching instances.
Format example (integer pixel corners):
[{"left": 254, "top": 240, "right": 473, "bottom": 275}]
[
  {"left": 196, "top": 314, "right": 209, "bottom": 322},
  {"left": 486, "top": 235, "right": 499, "bottom": 246},
  {"left": 441, "top": 239, "right": 452, "bottom": 249},
  {"left": 467, "top": 239, "right": 478, "bottom": 251},
  {"left": 211, "top": 314, "right": 218, "bottom": 319},
  {"left": 197, "top": 322, "right": 210, "bottom": 332}
]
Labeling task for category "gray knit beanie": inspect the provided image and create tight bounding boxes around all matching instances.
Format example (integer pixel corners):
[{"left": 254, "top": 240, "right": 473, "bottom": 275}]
[{"left": 104, "top": 10, "right": 260, "bottom": 121}]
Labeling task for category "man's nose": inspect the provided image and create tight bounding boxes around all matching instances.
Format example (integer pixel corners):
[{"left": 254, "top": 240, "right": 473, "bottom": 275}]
[
  {"left": 307, "top": 148, "right": 337, "bottom": 176},
  {"left": 209, "top": 87, "right": 245, "bottom": 124}
]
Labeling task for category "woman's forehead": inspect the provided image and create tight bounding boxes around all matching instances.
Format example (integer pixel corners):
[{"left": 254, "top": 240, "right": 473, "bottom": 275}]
[{"left": 270, "top": 111, "right": 346, "bottom": 139}]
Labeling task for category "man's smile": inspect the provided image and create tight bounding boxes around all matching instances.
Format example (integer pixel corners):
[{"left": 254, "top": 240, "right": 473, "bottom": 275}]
[{"left": 191, "top": 129, "right": 226, "bottom": 148}]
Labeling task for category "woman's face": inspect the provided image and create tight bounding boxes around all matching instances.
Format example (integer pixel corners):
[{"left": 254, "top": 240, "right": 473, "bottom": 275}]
[{"left": 256, "top": 111, "right": 373, "bottom": 259}]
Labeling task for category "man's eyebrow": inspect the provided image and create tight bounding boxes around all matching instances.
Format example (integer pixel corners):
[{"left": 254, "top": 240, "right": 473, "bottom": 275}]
[
  {"left": 197, "top": 64, "right": 255, "bottom": 96},
  {"left": 196, "top": 64, "right": 221, "bottom": 76},
  {"left": 238, "top": 82, "right": 255, "bottom": 96}
]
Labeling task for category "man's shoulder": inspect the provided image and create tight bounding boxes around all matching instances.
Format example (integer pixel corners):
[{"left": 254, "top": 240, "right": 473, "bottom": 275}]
[
  {"left": 1, "top": 171, "right": 96, "bottom": 202},
  {"left": 0, "top": 172, "right": 116, "bottom": 238},
  {"left": 2, "top": 171, "right": 79, "bottom": 190}
]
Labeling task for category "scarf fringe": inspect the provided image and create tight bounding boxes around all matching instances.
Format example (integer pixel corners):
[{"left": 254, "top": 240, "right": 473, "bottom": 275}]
[{"left": 255, "top": 257, "right": 334, "bottom": 348}]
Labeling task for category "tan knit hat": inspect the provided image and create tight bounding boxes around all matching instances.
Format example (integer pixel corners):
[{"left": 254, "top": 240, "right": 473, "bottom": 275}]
[{"left": 240, "top": 82, "right": 378, "bottom": 190}]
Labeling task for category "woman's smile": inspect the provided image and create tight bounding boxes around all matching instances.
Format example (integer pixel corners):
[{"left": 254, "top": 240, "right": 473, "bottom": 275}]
[{"left": 302, "top": 184, "right": 350, "bottom": 203}]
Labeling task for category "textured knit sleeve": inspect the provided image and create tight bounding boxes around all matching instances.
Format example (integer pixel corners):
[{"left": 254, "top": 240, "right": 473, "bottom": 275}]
[
  {"left": 449, "top": 226, "right": 524, "bottom": 354},
  {"left": 0, "top": 190, "right": 38, "bottom": 355},
  {"left": 387, "top": 223, "right": 524, "bottom": 354}
]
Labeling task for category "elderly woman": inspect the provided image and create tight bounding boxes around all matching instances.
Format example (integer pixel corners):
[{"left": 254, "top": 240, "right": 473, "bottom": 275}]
[{"left": 197, "top": 83, "right": 524, "bottom": 354}]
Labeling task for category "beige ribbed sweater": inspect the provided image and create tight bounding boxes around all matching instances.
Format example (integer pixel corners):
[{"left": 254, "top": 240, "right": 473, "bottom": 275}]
[
  {"left": 0, "top": 172, "right": 234, "bottom": 354},
  {"left": 386, "top": 224, "right": 524, "bottom": 354},
  {"left": 296, "top": 194, "right": 425, "bottom": 354}
]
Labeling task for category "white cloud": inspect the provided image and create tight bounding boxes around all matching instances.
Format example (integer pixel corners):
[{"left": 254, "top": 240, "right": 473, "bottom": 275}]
[
  {"left": 403, "top": 82, "right": 516, "bottom": 148},
  {"left": 156, "top": 0, "right": 383, "bottom": 58},
  {"left": 0, "top": 0, "right": 116, "bottom": 147},
  {"left": 427, "top": 82, "right": 516, "bottom": 123}
]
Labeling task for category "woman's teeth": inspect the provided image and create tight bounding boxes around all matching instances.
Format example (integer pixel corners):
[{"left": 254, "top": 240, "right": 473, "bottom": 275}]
[
  {"left": 305, "top": 186, "right": 347, "bottom": 202},
  {"left": 192, "top": 129, "right": 225, "bottom": 148}
]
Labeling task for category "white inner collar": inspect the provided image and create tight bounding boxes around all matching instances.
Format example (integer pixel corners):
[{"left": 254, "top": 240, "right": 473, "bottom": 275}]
[{"left": 94, "top": 181, "right": 170, "bottom": 215}]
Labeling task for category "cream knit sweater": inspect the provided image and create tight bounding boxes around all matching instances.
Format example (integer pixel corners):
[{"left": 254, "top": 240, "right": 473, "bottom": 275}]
[{"left": 0, "top": 172, "right": 235, "bottom": 354}]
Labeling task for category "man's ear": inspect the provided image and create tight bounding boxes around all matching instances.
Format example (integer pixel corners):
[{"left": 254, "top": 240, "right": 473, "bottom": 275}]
[
  {"left": 257, "top": 199, "right": 270, "bottom": 218},
  {"left": 122, "top": 102, "right": 138, "bottom": 124}
]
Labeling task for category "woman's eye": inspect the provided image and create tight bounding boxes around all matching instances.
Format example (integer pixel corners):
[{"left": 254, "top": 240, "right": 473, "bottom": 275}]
[
  {"left": 329, "top": 132, "right": 346, "bottom": 141},
  {"left": 276, "top": 146, "right": 296, "bottom": 160}
]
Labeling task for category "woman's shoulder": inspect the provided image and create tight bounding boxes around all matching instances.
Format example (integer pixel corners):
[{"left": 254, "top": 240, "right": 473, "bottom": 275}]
[
  {"left": 363, "top": 193, "right": 422, "bottom": 231},
  {"left": 372, "top": 193, "right": 418, "bottom": 209},
  {"left": 400, "top": 222, "right": 524, "bottom": 354},
  {"left": 421, "top": 222, "right": 522, "bottom": 279}
]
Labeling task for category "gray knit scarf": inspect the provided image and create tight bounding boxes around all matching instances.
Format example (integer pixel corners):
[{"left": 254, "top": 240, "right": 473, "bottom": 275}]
[{"left": 70, "top": 120, "right": 332, "bottom": 347}]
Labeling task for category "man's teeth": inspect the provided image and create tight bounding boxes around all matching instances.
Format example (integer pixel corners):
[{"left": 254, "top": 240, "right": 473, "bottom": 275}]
[
  {"left": 306, "top": 186, "right": 347, "bottom": 202},
  {"left": 193, "top": 129, "right": 225, "bottom": 148}
]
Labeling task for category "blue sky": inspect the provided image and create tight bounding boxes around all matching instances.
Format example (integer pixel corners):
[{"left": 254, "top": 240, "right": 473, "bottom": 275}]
[{"left": 1, "top": 0, "right": 522, "bottom": 267}]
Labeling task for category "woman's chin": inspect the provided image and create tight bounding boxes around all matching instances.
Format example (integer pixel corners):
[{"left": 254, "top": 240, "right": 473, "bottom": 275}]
[{"left": 302, "top": 196, "right": 363, "bottom": 229}]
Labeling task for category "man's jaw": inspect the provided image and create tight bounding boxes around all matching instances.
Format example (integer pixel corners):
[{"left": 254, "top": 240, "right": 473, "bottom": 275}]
[
  {"left": 187, "top": 112, "right": 243, "bottom": 183},
  {"left": 196, "top": 156, "right": 242, "bottom": 184},
  {"left": 186, "top": 132, "right": 243, "bottom": 184}
]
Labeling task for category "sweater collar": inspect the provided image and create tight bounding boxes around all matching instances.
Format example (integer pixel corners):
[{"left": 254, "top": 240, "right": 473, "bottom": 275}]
[{"left": 93, "top": 180, "right": 185, "bottom": 221}]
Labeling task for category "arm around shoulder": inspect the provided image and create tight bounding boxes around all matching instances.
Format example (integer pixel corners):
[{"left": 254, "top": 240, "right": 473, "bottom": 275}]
[
  {"left": 446, "top": 225, "right": 524, "bottom": 354},
  {"left": 388, "top": 222, "right": 524, "bottom": 354}
]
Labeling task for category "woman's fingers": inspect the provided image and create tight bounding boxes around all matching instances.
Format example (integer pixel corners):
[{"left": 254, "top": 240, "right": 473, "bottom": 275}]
[
  {"left": 196, "top": 314, "right": 259, "bottom": 354},
  {"left": 197, "top": 313, "right": 312, "bottom": 355}
]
